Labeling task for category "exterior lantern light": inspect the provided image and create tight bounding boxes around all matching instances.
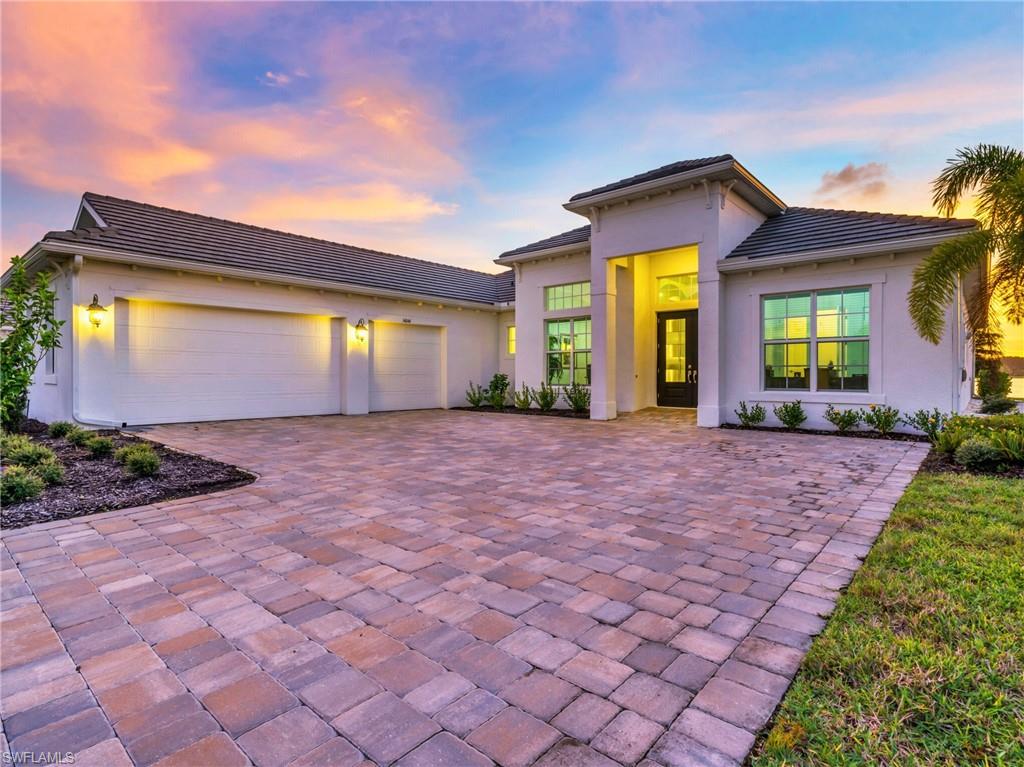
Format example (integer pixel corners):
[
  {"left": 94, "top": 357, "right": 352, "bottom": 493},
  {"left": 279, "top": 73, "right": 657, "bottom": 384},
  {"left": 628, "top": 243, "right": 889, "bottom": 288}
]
[
  {"left": 354, "top": 318, "right": 368, "bottom": 342},
  {"left": 87, "top": 294, "right": 106, "bottom": 327}
]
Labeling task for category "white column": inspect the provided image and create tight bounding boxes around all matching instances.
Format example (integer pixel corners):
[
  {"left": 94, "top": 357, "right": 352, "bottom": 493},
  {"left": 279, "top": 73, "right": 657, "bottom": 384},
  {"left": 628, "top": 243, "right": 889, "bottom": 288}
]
[
  {"left": 697, "top": 182, "right": 724, "bottom": 427},
  {"left": 341, "top": 318, "right": 370, "bottom": 415},
  {"left": 590, "top": 259, "right": 617, "bottom": 420}
]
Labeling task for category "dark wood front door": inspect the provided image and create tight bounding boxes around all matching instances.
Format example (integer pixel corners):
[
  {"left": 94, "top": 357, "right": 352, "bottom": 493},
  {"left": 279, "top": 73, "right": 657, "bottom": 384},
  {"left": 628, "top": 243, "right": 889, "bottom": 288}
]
[{"left": 657, "top": 310, "right": 698, "bottom": 407}]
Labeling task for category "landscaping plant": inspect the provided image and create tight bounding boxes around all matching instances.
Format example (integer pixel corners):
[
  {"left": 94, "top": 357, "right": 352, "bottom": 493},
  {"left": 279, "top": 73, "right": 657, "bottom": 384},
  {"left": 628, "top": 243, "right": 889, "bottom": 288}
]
[
  {"left": 0, "top": 465, "right": 45, "bottom": 504},
  {"left": 484, "top": 373, "right": 511, "bottom": 409},
  {"left": 773, "top": 400, "right": 807, "bottom": 430},
  {"left": 980, "top": 396, "right": 1018, "bottom": 415},
  {"left": 512, "top": 384, "right": 534, "bottom": 410},
  {"left": 34, "top": 459, "right": 65, "bottom": 486},
  {"left": 86, "top": 436, "right": 114, "bottom": 458},
  {"left": 954, "top": 437, "right": 1003, "bottom": 471},
  {"left": 902, "top": 408, "right": 948, "bottom": 443},
  {"left": 116, "top": 444, "right": 161, "bottom": 477},
  {"left": 862, "top": 404, "right": 900, "bottom": 435},
  {"left": 734, "top": 401, "right": 767, "bottom": 428},
  {"left": 2, "top": 435, "right": 57, "bottom": 468},
  {"left": 47, "top": 421, "right": 76, "bottom": 438},
  {"left": 562, "top": 381, "right": 591, "bottom": 413},
  {"left": 532, "top": 382, "right": 559, "bottom": 411},
  {"left": 67, "top": 427, "right": 93, "bottom": 447},
  {"left": 824, "top": 404, "right": 862, "bottom": 433},
  {"left": 465, "top": 381, "right": 486, "bottom": 407},
  {"left": 0, "top": 257, "right": 64, "bottom": 431}
]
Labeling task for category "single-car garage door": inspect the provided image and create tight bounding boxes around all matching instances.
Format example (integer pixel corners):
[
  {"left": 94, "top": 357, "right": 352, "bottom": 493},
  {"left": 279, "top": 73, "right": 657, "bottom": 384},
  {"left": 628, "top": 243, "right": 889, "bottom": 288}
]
[
  {"left": 370, "top": 322, "right": 443, "bottom": 411},
  {"left": 116, "top": 301, "right": 342, "bottom": 424}
]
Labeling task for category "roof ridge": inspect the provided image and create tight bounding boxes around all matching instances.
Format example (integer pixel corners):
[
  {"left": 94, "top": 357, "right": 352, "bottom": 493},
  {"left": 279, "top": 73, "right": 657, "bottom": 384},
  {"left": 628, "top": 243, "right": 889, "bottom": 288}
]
[
  {"left": 81, "top": 192, "right": 503, "bottom": 279},
  {"left": 788, "top": 206, "right": 975, "bottom": 225}
]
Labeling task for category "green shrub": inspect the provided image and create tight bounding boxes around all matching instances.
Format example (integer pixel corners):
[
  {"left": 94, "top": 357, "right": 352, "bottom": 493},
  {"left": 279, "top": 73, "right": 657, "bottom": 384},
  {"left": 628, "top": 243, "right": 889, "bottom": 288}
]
[
  {"left": 734, "top": 401, "right": 766, "bottom": 427},
  {"left": 980, "top": 396, "right": 1018, "bottom": 415},
  {"left": 773, "top": 401, "right": 807, "bottom": 430},
  {"left": 989, "top": 430, "right": 1024, "bottom": 463},
  {"left": 48, "top": 420, "right": 76, "bottom": 438},
  {"left": 532, "top": 382, "right": 559, "bottom": 411},
  {"left": 484, "top": 373, "right": 510, "bottom": 409},
  {"left": 512, "top": 384, "right": 534, "bottom": 410},
  {"left": 562, "top": 382, "right": 591, "bottom": 413},
  {"left": 465, "top": 382, "right": 486, "bottom": 407},
  {"left": 977, "top": 365, "right": 1012, "bottom": 400},
  {"left": 954, "top": 437, "right": 1003, "bottom": 471},
  {"left": 1, "top": 465, "right": 45, "bottom": 503},
  {"left": 67, "top": 427, "right": 92, "bottom": 447},
  {"left": 85, "top": 436, "right": 114, "bottom": 458},
  {"left": 936, "top": 428, "right": 968, "bottom": 455},
  {"left": 824, "top": 405, "right": 862, "bottom": 433},
  {"left": 902, "top": 408, "right": 948, "bottom": 443},
  {"left": 862, "top": 404, "right": 900, "bottom": 435},
  {"left": 115, "top": 444, "right": 161, "bottom": 477},
  {"left": 35, "top": 459, "right": 64, "bottom": 486},
  {"left": 1, "top": 432, "right": 33, "bottom": 457},
  {"left": 3, "top": 437, "right": 56, "bottom": 468}
]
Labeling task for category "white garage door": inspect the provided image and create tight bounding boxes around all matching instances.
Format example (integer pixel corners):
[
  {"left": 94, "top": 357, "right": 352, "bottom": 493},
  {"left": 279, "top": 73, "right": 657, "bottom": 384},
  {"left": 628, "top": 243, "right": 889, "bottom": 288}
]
[
  {"left": 116, "top": 301, "right": 342, "bottom": 424},
  {"left": 370, "top": 322, "right": 443, "bottom": 411}
]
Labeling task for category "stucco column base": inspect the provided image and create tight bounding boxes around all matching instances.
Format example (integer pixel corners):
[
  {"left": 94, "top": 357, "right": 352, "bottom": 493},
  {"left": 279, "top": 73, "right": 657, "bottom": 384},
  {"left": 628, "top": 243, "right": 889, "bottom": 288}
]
[
  {"left": 697, "top": 404, "right": 722, "bottom": 428},
  {"left": 591, "top": 399, "right": 618, "bottom": 420}
]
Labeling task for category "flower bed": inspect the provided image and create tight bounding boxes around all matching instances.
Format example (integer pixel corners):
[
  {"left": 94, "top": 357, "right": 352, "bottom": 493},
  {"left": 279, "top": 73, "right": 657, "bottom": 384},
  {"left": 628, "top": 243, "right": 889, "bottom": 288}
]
[{"left": 1, "top": 421, "right": 254, "bottom": 529}]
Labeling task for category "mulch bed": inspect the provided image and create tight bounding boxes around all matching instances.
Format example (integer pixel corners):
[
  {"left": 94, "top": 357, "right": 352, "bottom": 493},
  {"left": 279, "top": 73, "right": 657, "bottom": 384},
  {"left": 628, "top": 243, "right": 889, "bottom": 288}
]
[
  {"left": 2, "top": 426, "right": 255, "bottom": 529},
  {"left": 451, "top": 406, "right": 590, "bottom": 419},
  {"left": 919, "top": 447, "right": 1024, "bottom": 480},
  {"left": 720, "top": 423, "right": 929, "bottom": 442}
]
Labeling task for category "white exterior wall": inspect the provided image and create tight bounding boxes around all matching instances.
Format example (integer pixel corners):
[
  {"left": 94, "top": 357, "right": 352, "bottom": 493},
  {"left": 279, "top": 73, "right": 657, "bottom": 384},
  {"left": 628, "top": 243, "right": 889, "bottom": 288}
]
[
  {"left": 25, "top": 267, "right": 75, "bottom": 424},
  {"left": 497, "top": 310, "right": 515, "bottom": 383},
  {"left": 512, "top": 251, "right": 591, "bottom": 405},
  {"left": 720, "top": 250, "right": 965, "bottom": 429},
  {"left": 32, "top": 258, "right": 503, "bottom": 426}
]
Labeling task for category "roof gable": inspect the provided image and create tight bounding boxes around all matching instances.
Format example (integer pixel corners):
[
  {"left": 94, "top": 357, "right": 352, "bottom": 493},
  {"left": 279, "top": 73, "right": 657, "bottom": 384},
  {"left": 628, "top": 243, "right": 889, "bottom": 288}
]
[{"left": 568, "top": 155, "right": 735, "bottom": 202}]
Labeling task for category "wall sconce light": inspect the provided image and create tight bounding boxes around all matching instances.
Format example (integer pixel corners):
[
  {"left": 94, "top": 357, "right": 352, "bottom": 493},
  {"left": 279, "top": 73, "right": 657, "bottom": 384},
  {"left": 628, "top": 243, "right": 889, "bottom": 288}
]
[
  {"left": 87, "top": 294, "right": 106, "bottom": 327},
  {"left": 354, "top": 318, "right": 368, "bottom": 342}
]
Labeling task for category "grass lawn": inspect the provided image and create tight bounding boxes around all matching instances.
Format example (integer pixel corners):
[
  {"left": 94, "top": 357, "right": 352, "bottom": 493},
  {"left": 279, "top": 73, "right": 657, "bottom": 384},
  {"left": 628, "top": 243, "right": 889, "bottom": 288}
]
[{"left": 749, "top": 471, "right": 1024, "bottom": 767}]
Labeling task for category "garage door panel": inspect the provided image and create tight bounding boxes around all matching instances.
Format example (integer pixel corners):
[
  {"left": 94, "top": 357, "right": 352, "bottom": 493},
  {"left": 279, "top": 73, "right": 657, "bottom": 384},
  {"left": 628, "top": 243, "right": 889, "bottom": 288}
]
[
  {"left": 370, "top": 322, "right": 442, "bottom": 411},
  {"left": 117, "top": 301, "right": 341, "bottom": 424}
]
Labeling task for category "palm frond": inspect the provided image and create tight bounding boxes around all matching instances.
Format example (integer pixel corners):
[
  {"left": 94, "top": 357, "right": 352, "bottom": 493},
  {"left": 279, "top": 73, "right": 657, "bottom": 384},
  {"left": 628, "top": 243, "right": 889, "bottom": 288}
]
[
  {"left": 908, "top": 229, "right": 993, "bottom": 343},
  {"left": 932, "top": 144, "right": 1024, "bottom": 220}
]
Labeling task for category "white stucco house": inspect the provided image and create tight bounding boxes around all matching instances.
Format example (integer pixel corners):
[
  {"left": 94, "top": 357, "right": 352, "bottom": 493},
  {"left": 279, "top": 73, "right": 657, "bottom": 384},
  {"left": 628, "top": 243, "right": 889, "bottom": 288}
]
[{"left": 9, "top": 155, "right": 977, "bottom": 429}]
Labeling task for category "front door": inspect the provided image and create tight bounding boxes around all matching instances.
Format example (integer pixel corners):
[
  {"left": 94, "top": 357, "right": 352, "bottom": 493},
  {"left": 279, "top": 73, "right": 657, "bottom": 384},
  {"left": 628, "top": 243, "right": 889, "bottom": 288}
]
[{"left": 657, "top": 310, "right": 698, "bottom": 407}]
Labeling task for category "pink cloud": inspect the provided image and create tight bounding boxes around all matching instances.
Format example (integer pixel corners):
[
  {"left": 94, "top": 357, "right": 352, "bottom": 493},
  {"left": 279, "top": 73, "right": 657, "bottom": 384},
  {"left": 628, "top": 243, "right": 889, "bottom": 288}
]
[{"left": 815, "top": 162, "right": 889, "bottom": 205}]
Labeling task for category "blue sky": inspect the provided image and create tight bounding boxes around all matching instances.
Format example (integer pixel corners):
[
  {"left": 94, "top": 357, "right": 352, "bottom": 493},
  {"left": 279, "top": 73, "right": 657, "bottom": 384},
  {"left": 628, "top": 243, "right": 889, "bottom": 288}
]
[{"left": 2, "top": 2, "right": 1021, "bottom": 272}]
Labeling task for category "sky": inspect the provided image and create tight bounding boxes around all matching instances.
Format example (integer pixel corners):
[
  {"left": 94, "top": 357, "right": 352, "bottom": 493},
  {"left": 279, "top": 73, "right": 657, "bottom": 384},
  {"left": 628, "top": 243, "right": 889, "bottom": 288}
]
[{"left": 2, "top": 1, "right": 1022, "bottom": 275}]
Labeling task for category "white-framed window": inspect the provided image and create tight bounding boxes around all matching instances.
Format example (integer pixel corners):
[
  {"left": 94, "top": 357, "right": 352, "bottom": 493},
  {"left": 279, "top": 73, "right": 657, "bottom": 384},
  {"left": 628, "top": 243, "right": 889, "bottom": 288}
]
[
  {"left": 546, "top": 317, "right": 591, "bottom": 385},
  {"left": 763, "top": 286, "right": 869, "bottom": 392},
  {"left": 545, "top": 281, "right": 591, "bottom": 311},
  {"left": 507, "top": 325, "right": 516, "bottom": 356}
]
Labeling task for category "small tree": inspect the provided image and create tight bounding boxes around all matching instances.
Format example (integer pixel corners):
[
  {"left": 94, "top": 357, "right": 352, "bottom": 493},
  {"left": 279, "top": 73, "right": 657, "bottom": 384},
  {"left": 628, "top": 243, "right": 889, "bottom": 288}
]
[{"left": 1, "top": 257, "right": 63, "bottom": 430}]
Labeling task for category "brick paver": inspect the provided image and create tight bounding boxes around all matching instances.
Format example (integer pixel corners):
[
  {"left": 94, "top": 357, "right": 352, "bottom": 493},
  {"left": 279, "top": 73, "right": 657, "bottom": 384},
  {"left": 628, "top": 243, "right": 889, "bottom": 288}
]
[{"left": 1, "top": 409, "right": 926, "bottom": 765}]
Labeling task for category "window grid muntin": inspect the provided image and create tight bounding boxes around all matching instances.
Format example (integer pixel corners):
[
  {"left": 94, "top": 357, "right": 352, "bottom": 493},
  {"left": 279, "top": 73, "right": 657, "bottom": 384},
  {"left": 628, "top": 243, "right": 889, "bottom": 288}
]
[
  {"left": 762, "top": 287, "right": 870, "bottom": 392},
  {"left": 657, "top": 273, "right": 698, "bottom": 304},
  {"left": 544, "top": 281, "right": 591, "bottom": 311},
  {"left": 546, "top": 316, "right": 591, "bottom": 386}
]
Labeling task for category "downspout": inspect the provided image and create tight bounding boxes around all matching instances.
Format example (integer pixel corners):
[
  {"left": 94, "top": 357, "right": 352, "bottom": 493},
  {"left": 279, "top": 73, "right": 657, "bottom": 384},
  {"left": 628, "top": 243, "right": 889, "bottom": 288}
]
[{"left": 70, "top": 255, "right": 118, "bottom": 428}]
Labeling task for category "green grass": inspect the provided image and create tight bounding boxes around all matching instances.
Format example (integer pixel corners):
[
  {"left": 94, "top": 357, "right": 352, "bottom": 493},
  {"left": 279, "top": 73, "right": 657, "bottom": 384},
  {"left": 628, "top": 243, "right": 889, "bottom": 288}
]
[{"left": 749, "top": 472, "right": 1024, "bottom": 767}]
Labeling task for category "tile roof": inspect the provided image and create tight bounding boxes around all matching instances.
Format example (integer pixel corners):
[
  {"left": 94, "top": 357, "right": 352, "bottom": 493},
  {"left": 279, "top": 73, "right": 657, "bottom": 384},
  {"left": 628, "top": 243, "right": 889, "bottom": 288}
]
[
  {"left": 568, "top": 155, "right": 735, "bottom": 202},
  {"left": 44, "top": 193, "right": 514, "bottom": 305},
  {"left": 726, "top": 206, "right": 975, "bottom": 260},
  {"left": 497, "top": 225, "right": 591, "bottom": 259}
]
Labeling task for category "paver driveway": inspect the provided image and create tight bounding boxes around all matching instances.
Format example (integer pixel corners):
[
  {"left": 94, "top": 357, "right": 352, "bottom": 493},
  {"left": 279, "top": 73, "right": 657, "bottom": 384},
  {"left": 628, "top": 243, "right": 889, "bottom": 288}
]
[{"left": 1, "top": 410, "right": 927, "bottom": 767}]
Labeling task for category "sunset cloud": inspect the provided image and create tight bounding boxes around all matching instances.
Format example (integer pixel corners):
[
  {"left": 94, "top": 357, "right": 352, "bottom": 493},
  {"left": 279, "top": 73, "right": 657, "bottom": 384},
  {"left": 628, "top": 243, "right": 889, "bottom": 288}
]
[
  {"left": 815, "top": 162, "right": 889, "bottom": 205},
  {"left": 243, "top": 184, "right": 457, "bottom": 225}
]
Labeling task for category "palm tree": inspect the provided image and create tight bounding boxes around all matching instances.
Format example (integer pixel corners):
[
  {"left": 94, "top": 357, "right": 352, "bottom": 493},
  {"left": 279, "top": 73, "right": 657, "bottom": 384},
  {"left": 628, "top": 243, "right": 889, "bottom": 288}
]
[{"left": 908, "top": 144, "right": 1024, "bottom": 368}]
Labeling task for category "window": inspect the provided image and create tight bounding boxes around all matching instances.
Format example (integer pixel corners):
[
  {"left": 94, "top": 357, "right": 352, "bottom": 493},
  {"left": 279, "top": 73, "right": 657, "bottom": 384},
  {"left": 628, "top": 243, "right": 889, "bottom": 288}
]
[
  {"left": 816, "top": 287, "right": 869, "bottom": 391},
  {"left": 44, "top": 297, "right": 56, "bottom": 375},
  {"left": 762, "top": 287, "right": 870, "bottom": 392},
  {"left": 545, "top": 281, "right": 591, "bottom": 311},
  {"left": 506, "top": 325, "right": 516, "bottom": 356},
  {"left": 546, "top": 317, "right": 591, "bottom": 385},
  {"left": 657, "top": 273, "right": 698, "bottom": 304},
  {"left": 763, "top": 293, "right": 811, "bottom": 389}
]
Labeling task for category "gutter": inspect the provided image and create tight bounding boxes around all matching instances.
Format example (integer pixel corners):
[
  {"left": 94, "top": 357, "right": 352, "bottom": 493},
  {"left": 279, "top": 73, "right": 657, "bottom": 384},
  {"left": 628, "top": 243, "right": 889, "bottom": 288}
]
[
  {"left": 717, "top": 230, "right": 974, "bottom": 273},
  {"left": 19, "top": 240, "right": 508, "bottom": 312}
]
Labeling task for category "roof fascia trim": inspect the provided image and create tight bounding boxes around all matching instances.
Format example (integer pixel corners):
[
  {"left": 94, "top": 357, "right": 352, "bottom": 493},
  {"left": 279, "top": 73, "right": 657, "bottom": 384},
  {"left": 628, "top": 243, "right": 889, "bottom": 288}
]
[{"left": 494, "top": 241, "right": 591, "bottom": 266}]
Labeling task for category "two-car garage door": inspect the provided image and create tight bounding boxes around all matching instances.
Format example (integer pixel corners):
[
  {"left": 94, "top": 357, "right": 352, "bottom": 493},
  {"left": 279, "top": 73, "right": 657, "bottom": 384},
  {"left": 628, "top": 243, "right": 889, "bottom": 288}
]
[{"left": 116, "top": 301, "right": 442, "bottom": 424}]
